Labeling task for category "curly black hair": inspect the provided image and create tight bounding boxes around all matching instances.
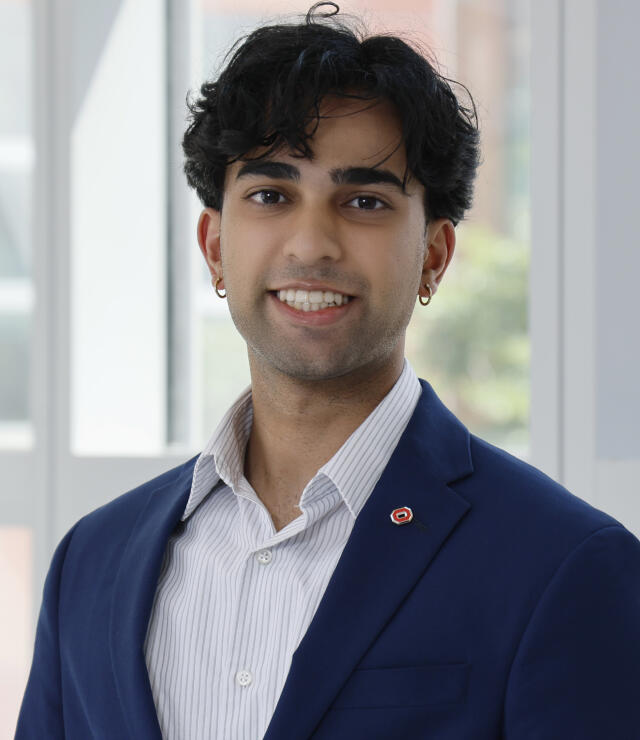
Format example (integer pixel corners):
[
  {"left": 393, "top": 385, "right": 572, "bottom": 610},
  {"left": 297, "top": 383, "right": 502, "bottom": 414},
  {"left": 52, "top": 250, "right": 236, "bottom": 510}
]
[{"left": 182, "top": 2, "right": 480, "bottom": 226}]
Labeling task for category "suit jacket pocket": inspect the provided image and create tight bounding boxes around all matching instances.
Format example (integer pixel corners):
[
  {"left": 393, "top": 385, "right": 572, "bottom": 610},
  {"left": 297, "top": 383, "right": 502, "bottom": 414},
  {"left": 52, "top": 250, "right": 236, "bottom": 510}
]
[{"left": 331, "top": 663, "right": 470, "bottom": 709}]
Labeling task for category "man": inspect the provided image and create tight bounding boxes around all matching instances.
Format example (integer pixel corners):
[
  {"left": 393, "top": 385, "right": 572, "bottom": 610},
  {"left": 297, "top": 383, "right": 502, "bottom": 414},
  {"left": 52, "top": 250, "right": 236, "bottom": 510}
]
[{"left": 17, "top": 3, "right": 640, "bottom": 739}]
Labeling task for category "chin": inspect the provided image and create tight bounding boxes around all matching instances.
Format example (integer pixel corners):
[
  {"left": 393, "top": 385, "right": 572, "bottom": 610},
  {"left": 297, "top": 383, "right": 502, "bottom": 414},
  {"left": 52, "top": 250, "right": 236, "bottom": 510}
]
[
  {"left": 276, "top": 360, "right": 352, "bottom": 382},
  {"left": 255, "top": 348, "right": 360, "bottom": 382}
]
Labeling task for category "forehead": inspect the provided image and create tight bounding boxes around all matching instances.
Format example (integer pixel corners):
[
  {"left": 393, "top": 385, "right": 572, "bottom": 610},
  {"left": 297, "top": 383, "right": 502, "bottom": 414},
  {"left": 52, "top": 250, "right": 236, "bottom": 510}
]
[{"left": 225, "top": 95, "right": 411, "bottom": 184}]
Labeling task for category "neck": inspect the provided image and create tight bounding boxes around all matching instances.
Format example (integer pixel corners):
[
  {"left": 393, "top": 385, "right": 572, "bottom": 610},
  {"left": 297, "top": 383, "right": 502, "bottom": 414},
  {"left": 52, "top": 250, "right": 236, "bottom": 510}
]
[{"left": 243, "top": 352, "right": 405, "bottom": 528}]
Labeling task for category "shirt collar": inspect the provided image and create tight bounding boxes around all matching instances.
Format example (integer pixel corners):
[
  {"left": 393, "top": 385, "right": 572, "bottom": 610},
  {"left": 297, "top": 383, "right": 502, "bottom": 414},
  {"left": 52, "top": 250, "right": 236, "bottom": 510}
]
[
  {"left": 182, "top": 360, "right": 421, "bottom": 522},
  {"left": 316, "top": 359, "right": 421, "bottom": 519},
  {"left": 181, "top": 387, "right": 252, "bottom": 520}
]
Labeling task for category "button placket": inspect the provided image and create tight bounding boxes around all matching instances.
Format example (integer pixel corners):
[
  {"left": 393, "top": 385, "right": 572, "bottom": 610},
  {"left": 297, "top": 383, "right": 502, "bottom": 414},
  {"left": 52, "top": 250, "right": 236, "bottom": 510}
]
[{"left": 235, "top": 548, "right": 274, "bottom": 692}]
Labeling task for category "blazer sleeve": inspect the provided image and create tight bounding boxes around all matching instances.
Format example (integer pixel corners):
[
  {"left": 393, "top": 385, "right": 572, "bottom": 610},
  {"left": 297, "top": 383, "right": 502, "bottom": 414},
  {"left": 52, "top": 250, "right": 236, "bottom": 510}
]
[
  {"left": 14, "top": 523, "right": 80, "bottom": 740},
  {"left": 503, "top": 524, "right": 640, "bottom": 738}
]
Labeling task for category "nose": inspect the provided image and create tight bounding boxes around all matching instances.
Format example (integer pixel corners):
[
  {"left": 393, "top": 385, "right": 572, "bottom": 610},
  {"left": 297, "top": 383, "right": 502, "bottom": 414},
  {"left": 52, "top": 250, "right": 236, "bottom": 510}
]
[{"left": 281, "top": 203, "right": 343, "bottom": 264}]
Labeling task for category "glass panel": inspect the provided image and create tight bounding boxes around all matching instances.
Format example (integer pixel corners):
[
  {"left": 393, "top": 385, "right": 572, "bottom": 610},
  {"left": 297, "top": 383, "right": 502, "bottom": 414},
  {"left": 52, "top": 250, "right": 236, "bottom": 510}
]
[
  {"left": 0, "top": 0, "right": 31, "bottom": 137},
  {"left": 0, "top": 526, "right": 33, "bottom": 738},
  {"left": 0, "top": 0, "right": 33, "bottom": 449},
  {"left": 0, "top": 313, "right": 30, "bottom": 421},
  {"left": 201, "top": 309, "right": 251, "bottom": 442},
  {"left": 190, "top": 0, "right": 530, "bottom": 455},
  {"left": 0, "top": 169, "right": 31, "bottom": 279},
  {"left": 70, "top": 0, "right": 167, "bottom": 455},
  {"left": 404, "top": 0, "right": 530, "bottom": 457}
]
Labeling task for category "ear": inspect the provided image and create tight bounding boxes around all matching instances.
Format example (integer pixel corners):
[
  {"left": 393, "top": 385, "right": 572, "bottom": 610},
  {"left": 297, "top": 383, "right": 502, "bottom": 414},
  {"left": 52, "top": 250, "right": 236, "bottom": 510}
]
[
  {"left": 419, "top": 218, "right": 456, "bottom": 300},
  {"left": 197, "top": 208, "right": 223, "bottom": 287}
]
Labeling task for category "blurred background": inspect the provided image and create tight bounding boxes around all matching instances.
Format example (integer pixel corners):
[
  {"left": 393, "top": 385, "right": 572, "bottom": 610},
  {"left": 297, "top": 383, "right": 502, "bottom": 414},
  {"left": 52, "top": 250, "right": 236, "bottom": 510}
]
[{"left": 1, "top": 0, "right": 639, "bottom": 735}]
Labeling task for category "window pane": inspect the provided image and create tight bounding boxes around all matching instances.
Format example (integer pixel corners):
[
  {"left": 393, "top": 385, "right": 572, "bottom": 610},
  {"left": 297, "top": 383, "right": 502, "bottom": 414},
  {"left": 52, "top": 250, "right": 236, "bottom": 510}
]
[
  {"left": 0, "top": 0, "right": 33, "bottom": 449},
  {"left": 0, "top": 313, "right": 30, "bottom": 421},
  {"left": 405, "top": 0, "right": 531, "bottom": 456},
  {"left": 0, "top": 0, "right": 31, "bottom": 137},
  {"left": 0, "top": 169, "right": 31, "bottom": 279},
  {"left": 201, "top": 309, "right": 251, "bottom": 442},
  {"left": 70, "top": 0, "right": 167, "bottom": 455},
  {"left": 186, "top": 0, "right": 531, "bottom": 456}
]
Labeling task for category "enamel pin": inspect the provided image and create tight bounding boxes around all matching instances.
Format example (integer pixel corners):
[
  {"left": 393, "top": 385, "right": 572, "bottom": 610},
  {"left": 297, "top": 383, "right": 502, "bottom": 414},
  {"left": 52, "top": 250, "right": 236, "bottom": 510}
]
[{"left": 390, "top": 506, "right": 414, "bottom": 525}]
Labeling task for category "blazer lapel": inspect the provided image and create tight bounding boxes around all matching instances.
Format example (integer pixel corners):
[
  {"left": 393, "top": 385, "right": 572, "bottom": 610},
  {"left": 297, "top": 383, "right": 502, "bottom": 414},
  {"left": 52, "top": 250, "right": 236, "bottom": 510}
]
[
  {"left": 263, "top": 380, "right": 474, "bottom": 740},
  {"left": 109, "top": 457, "right": 197, "bottom": 739}
]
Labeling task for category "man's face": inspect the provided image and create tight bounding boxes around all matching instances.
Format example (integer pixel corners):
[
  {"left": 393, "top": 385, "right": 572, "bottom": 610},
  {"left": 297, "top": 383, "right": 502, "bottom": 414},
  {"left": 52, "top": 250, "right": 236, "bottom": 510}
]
[{"left": 200, "top": 96, "right": 443, "bottom": 383}]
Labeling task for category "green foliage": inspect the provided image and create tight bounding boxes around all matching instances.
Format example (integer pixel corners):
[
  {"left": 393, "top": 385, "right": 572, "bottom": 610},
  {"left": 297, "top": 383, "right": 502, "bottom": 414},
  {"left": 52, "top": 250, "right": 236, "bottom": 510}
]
[{"left": 406, "top": 223, "right": 530, "bottom": 455}]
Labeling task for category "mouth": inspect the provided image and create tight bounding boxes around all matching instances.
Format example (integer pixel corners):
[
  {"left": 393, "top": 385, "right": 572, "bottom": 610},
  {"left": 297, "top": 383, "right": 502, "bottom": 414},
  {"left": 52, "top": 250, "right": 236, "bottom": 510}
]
[
  {"left": 267, "top": 287, "right": 356, "bottom": 327},
  {"left": 269, "top": 288, "right": 353, "bottom": 312}
]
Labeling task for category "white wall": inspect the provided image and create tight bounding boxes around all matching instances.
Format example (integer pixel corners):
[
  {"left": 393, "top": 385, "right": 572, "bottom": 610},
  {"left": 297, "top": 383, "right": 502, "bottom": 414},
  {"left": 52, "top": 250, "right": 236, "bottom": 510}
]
[
  {"left": 592, "top": 0, "right": 640, "bottom": 530},
  {"left": 595, "top": 1, "right": 640, "bottom": 459}
]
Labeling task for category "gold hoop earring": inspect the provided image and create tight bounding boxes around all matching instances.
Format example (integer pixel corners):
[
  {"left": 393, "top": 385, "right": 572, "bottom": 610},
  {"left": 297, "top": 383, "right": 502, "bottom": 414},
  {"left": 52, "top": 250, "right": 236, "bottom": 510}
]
[
  {"left": 214, "top": 276, "right": 226, "bottom": 299},
  {"left": 418, "top": 283, "right": 432, "bottom": 306}
]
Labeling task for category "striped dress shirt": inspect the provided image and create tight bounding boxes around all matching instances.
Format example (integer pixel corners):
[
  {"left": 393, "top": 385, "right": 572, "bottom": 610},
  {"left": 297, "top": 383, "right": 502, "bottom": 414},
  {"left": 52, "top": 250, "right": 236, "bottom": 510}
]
[{"left": 143, "top": 359, "right": 422, "bottom": 739}]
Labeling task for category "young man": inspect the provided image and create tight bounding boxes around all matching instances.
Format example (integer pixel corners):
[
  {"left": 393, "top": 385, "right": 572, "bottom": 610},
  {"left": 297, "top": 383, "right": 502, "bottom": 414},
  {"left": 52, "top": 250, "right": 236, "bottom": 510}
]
[{"left": 17, "top": 3, "right": 640, "bottom": 739}]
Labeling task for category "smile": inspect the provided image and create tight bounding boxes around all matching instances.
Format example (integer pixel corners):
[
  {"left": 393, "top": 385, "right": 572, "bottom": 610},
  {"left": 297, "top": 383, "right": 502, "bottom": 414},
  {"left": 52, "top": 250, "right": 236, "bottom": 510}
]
[{"left": 275, "top": 289, "right": 352, "bottom": 312}]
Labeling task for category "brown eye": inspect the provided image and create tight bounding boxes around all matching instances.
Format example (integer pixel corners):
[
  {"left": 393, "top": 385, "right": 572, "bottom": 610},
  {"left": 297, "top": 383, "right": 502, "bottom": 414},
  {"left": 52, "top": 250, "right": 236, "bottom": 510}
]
[
  {"left": 248, "top": 189, "right": 286, "bottom": 205},
  {"left": 347, "top": 195, "right": 387, "bottom": 210}
]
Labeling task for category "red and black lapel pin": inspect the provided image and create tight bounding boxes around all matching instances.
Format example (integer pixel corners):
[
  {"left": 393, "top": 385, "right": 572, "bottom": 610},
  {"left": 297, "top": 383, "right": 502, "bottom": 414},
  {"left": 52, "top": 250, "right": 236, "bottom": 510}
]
[{"left": 390, "top": 506, "right": 428, "bottom": 531}]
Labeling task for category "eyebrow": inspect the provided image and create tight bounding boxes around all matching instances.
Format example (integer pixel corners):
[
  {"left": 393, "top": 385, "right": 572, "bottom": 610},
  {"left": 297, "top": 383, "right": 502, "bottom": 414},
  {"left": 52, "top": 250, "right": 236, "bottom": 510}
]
[{"left": 235, "top": 160, "right": 407, "bottom": 194}]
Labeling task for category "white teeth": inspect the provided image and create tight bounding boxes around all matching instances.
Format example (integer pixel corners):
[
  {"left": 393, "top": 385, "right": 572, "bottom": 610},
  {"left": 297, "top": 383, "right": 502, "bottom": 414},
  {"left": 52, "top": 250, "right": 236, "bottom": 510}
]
[{"left": 276, "top": 288, "right": 350, "bottom": 310}]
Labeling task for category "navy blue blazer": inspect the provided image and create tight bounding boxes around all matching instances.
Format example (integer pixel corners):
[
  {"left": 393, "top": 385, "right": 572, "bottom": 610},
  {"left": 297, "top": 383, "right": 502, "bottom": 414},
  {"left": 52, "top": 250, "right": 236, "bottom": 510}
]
[{"left": 16, "top": 380, "right": 640, "bottom": 739}]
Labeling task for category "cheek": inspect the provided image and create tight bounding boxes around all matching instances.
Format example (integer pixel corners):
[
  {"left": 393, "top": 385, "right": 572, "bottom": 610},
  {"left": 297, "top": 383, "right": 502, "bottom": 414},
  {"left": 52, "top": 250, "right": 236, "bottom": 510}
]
[
  {"left": 377, "top": 238, "right": 424, "bottom": 295},
  {"left": 219, "top": 223, "right": 253, "bottom": 286},
  {"left": 220, "top": 242, "right": 274, "bottom": 306}
]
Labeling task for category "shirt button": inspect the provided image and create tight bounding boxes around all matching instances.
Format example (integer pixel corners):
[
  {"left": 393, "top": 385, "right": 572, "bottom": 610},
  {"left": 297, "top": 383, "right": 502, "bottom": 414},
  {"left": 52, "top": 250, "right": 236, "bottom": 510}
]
[
  {"left": 256, "top": 549, "right": 272, "bottom": 564},
  {"left": 236, "top": 669, "right": 253, "bottom": 687}
]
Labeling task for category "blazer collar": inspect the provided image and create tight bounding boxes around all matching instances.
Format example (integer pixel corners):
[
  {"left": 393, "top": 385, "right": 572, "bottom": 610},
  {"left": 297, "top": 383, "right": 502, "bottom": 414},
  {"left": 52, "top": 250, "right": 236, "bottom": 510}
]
[{"left": 263, "top": 380, "right": 473, "bottom": 740}]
